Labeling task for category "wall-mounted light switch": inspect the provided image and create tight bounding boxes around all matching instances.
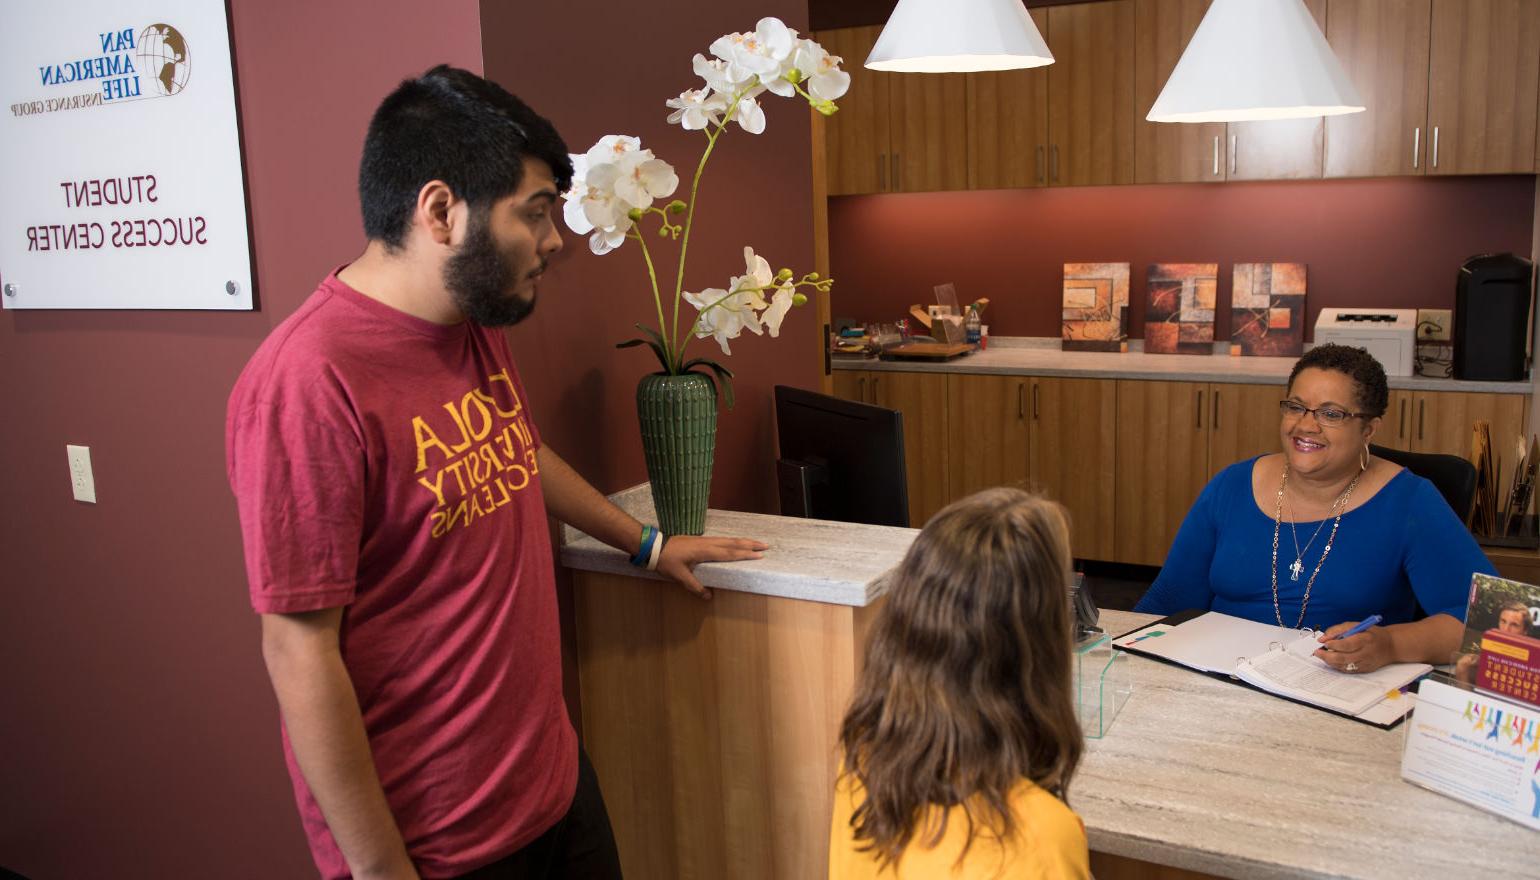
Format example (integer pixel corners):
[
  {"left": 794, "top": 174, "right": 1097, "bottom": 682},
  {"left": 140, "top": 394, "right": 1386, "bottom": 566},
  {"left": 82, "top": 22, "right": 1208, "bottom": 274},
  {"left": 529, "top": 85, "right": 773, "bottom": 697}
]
[{"left": 66, "top": 444, "right": 96, "bottom": 503}]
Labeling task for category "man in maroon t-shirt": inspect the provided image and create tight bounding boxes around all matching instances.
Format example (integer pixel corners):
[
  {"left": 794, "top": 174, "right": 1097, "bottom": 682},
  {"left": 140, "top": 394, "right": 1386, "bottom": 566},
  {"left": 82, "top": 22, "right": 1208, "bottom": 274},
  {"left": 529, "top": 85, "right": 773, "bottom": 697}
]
[{"left": 227, "top": 66, "right": 766, "bottom": 880}]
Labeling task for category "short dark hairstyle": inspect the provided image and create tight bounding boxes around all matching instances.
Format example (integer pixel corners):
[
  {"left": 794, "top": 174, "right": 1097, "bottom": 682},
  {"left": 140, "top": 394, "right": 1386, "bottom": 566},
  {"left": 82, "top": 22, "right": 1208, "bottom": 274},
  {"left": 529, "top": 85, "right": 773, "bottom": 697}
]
[
  {"left": 359, "top": 65, "right": 573, "bottom": 249},
  {"left": 1287, "top": 343, "right": 1389, "bottom": 418}
]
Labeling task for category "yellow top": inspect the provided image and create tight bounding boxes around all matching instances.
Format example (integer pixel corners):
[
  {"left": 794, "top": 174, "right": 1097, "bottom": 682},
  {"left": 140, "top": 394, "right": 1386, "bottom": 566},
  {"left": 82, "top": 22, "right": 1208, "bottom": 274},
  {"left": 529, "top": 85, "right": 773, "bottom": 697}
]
[{"left": 828, "top": 772, "right": 1090, "bottom": 880}]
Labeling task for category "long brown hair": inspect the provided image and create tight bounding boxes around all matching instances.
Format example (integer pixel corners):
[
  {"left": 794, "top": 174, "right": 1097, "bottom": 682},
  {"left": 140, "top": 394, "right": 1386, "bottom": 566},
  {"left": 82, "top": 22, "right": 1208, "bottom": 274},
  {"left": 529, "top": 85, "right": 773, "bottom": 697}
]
[{"left": 837, "top": 487, "right": 1084, "bottom": 866}]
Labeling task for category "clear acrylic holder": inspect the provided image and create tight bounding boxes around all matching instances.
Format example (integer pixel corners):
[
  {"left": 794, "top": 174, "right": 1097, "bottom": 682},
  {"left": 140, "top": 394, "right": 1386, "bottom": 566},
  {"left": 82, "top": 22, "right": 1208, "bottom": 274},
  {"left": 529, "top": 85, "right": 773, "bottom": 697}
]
[{"left": 1075, "top": 634, "right": 1132, "bottom": 738}]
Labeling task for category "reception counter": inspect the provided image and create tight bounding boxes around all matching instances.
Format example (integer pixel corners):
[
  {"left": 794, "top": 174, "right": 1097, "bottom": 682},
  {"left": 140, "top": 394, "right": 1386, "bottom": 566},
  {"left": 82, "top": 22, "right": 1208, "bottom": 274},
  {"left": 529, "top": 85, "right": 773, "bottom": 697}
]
[{"left": 562, "top": 488, "right": 1540, "bottom": 879}]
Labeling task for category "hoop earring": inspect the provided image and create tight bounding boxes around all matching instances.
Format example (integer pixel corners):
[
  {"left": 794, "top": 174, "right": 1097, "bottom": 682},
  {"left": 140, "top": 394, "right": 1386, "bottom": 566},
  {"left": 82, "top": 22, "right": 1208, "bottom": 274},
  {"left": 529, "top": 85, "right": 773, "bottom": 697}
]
[{"left": 1361, "top": 443, "right": 1370, "bottom": 472}]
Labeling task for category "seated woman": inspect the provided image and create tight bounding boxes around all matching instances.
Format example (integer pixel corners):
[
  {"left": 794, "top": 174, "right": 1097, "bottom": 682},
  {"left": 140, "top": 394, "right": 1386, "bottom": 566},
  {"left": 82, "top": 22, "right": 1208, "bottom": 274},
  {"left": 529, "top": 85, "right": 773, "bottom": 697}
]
[
  {"left": 1136, "top": 343, "right": 1495, "bottom": 673},
  {"left": 830, "top": 488, "right": 1088, "bottom": 879}
]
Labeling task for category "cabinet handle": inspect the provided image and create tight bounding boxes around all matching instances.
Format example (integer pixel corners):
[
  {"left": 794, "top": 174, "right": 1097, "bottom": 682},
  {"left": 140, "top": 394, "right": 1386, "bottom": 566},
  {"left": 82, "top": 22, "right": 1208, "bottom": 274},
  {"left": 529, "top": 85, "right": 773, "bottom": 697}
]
[
  {"left": 892, "top": 152, "right": 901, "bottom": 191},
  {"left": 858, "top": 376, "right": 867, "bottom": 402},
  {"left": 1212, "top": 136, "right": 1219, "bottom": 176},
  {"left": 1412, "top": 127, "right": 1420, "bottom": 170},
  {"left": 1229, "top": 134, "right": 1237, "bottom": 175},
  {"left": 872, "top": 376, "right": 880, "bottom": 404},
  {"left": 1418, "top": 399, "right": 1425, "bottom": 441},
  {"left": 1036, "top": 145, "right": 1045, "bottom": 184},
  {"left": 1032, "top": 383, "right": 1040, "bottom": 420},
  {"left": 1050, "top": 145, "right": 1059, "bottom": 183},
  {"left": 1213, "top": 390, "right": 1221, "bottom": 425},
  {"left": 877, "top": 153, "right": 887, "bottom": 191},
  {"left": 1432, "top": 126, "right": 1439, "bottom": 169},
  {"left": 1399, "top": 398, "right": 1408, "bottom": 440},
  {"left": 1018, "top": 382, "right": 1026, "bottom": 419},
  {"left": 1196, "top": 389, "right": 1205, "bottom": 429}
]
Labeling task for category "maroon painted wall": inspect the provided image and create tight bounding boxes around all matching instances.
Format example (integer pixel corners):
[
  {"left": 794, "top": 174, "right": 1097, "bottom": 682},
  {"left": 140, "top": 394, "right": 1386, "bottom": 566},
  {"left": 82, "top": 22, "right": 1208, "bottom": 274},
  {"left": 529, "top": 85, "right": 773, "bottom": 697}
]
[
  {"left": 480, "top": 2, "right": 821, "bottom": 515},
  {"left": 0, "top": 2, "right": 484, "bottom": 877},
  {"left": 829, "top": 176, "right": 1536, "bottom": 342}
]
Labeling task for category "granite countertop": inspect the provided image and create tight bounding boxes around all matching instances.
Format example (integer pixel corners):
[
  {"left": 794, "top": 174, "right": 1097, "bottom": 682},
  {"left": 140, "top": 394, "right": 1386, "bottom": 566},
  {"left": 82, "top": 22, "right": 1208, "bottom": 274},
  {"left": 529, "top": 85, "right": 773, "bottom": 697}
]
[
  {"left": 1082, "top": 610, "right": 1540, "bottom": 879},
  {"left": 834, "top": 339, "right": 1531, "bottom": 394},
  {"left": 559, "top": 484, "right": 913, "bottom": 607}
]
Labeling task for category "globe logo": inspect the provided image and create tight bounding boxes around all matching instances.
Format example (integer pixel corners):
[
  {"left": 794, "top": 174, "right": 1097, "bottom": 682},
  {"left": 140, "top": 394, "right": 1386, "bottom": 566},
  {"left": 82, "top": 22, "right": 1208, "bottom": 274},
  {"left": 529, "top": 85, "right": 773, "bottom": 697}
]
[{"left": 136, "top": 24, "right": 191, "bottom": 97}]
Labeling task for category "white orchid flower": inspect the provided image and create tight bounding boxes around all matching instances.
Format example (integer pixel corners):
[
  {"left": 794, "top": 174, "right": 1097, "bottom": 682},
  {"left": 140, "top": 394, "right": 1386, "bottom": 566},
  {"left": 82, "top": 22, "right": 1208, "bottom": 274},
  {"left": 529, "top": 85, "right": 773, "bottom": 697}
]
[
  {"left": 762, "top": 283, "right": 795, "bottom": 337},
  {"left": 740, "top": 246, "right": 774, "bottom": 289},
  {"left": 612, "top": 156, "right": 678, "bottom": 209},
  {"left": 693, "top": 53, "right": 748, "bottom": 97},
  {"left": 711, "top": 17, "right": 796, "bottom": 94},
  {"left": 588, "top": 225, "right": 629, "bottom": 256},
  {"left": 733, "top": 96, "right": 766, "bottom": 134},
  {"left": 583, "top": 134, "right": 643, "bottom": 169},
  {"left": 685, "top": 286, "right": 765, "bottom": 355},
  {"left": 792, "top": 38, "right": 850, "bottom": 101},
  {"left": 666, "top": 88, "right": 729, "bottom": 130}
]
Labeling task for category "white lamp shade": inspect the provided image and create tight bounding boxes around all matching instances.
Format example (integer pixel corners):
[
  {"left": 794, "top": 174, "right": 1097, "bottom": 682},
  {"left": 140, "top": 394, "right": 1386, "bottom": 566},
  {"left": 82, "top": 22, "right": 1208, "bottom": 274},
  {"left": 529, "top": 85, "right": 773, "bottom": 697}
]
[
  {"left": 866, "top": 0, "right": 1054, "bottom": 73},
  {"left": 1147, "top": 0, "right": 1365, "bottom": 123}
]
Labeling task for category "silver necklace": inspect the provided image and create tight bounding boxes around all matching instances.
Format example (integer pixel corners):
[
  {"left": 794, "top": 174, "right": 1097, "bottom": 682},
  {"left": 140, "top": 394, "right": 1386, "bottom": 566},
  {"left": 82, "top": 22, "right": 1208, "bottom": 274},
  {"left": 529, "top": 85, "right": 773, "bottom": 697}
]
[
  {"left": 1271, "top": 465, "right": 1360, "bottom": 629},
  {"left": 1285, "top": 492, "right": 1347, "bottom": 581}
]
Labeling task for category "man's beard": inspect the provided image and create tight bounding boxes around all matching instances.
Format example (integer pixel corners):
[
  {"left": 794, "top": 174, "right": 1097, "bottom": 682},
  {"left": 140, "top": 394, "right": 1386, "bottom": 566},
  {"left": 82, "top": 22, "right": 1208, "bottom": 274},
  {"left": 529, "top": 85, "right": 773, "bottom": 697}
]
[{"left": 444, "top": 211, "right": 540, "bottom": 327}]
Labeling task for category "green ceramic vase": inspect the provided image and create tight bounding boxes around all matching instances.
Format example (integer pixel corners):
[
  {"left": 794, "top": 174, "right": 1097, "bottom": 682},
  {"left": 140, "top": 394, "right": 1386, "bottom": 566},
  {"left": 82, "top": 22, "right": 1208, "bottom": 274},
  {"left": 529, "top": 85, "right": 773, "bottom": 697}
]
[{"left": 636, "top": 372, "right": 718, "bottom": 536}]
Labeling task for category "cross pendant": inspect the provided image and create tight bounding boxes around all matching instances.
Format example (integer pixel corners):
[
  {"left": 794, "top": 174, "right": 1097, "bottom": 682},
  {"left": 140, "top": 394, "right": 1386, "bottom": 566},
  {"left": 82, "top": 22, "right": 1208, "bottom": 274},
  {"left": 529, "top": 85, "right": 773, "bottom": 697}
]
[{"left": 1289, "top": 558, "right": 1304, "bottom": 581}]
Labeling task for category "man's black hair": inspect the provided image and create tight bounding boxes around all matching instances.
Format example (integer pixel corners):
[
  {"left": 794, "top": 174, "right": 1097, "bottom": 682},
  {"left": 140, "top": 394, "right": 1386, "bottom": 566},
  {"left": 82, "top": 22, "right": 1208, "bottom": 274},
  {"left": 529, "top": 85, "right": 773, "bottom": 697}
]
[
  {"left": 359, "top": 65, "right": 573, "bottom": 249},
  {"left": 1287, "top": 343, "right": 1390, "bottom": 418}
]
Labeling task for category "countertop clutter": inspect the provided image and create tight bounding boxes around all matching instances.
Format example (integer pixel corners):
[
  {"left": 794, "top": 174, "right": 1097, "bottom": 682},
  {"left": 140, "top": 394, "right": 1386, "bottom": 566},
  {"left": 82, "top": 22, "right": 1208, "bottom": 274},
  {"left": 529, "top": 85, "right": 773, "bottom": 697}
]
[{"left": 834, "top": 337, "right": 1531, "bottom": 394}]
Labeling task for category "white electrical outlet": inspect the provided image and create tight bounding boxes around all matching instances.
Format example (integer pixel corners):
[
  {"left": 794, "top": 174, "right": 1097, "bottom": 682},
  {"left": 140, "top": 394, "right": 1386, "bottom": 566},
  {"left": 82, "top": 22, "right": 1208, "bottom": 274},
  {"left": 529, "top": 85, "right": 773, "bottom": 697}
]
[
  {"left": 1417, "top": 308, "right": 1453, "bottom": 342},
  {"left": 66, "top": 444, "right": 96, "bottom": 503}
]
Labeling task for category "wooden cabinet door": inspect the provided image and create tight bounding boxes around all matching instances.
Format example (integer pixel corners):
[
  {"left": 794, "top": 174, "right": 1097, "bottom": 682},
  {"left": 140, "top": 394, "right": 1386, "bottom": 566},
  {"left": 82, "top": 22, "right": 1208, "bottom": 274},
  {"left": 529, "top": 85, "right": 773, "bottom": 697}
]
[
  {"left": 1324, "top": 0, "right": 1432, "bottom": 178},
  {"left": 873, "top": 372, "right": 950, "bottom": 526},
  {"left": 1426, "top": 0, "right": 1540, "bottom": 175},
  {"left": 817, "top": 27, "right": 889, "bottom": 195},
  {"left": 966, "top": 9, "right": 1050, "bottom": 190},
  {"left": 1208, "top": 382, "right": 1288, "bottom": 475},
  {"left": 1047, "top": 0, "right": 1136, "bottom": 187},
  {"left": 1030, "top": 377, "right": 1118, "bottom": 560},
  {"left": 1410, "top": 391, "right": 1527, "bottom": 461},
  {"left": 1376, "top": 389, "right": 1416, "bottom": 451},
  {"left": 830, "top": 369, "right": 871, "bottom": 404},
  {"left": 947, "top": 374, "right": 1030, "bottom": 499},
  {"left": 1225, "top": 0, "right": 1326, "bottom": 181},
  {"left": 1115, "top": 380, "right": 1211, "bottom": 566},
  {"left": 889, "top": 71, "right": 969, "bottom": 192},
  {"left": 1133, "top": 0, "right": 1227, "bottom": 183}
]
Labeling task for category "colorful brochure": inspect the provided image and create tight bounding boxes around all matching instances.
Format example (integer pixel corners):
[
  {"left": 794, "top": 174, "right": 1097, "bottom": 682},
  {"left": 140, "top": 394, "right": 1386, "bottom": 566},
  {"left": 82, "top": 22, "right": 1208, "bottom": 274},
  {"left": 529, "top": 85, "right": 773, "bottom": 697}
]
[{"left": 1402, "top": 677, "right": 1540, "bottom": 830}]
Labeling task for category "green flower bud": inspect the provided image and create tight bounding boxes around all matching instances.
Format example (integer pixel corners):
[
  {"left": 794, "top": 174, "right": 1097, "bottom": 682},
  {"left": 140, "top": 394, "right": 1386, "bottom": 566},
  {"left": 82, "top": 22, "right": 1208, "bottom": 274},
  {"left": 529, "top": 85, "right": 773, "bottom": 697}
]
[
  {"left": 627, "top": 207, "right": 644, "bottom": 221},
  {"left": 775, "top": 268, "right": 793, "bottom": 282},
  {"left": 805, "top": 272, "right": 820, "bottom": 281},
  {"left": 667, "top": 200, "right": 687, "bottom": 215},
  {"left": 792, "top": 293, "right": 808, "bottom": 307},
  {"left": 785, "top": 67, "right": 804, "bottom": 85},
  {"left": 813, "top": 99, "right": 838, "bottom": 117},
  {"left": 658, "top": 226, "right": 669, "bottom": 237}
]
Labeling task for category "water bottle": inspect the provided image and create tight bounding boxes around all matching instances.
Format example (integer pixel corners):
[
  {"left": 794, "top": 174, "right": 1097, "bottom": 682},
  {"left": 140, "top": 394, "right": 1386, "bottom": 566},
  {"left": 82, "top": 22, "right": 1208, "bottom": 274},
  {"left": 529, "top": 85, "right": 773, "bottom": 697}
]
[{"left": 965, "top": 306, "right": 982, "bottom": 345}]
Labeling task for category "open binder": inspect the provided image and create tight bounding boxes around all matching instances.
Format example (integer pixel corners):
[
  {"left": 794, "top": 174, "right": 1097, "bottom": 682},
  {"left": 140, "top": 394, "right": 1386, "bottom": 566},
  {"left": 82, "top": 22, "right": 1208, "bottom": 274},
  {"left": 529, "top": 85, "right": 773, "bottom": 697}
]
[{"left": 1112, "top": 610, "right": 1431, "bottom": 728}]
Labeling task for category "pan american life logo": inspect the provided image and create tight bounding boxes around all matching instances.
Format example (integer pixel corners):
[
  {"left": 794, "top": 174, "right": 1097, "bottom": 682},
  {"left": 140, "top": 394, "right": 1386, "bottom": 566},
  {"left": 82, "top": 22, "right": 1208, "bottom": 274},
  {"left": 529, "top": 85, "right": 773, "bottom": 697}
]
[{"left": 11, "top": 24, "right": 190, "bottom": 117}]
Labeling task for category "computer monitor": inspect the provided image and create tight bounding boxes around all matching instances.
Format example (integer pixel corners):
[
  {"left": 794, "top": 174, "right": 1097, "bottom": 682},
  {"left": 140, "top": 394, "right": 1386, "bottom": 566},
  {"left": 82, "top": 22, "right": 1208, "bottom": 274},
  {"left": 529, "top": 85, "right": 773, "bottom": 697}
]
[{"left": 773, "top": 384, "right": 910, "bottom": 528}]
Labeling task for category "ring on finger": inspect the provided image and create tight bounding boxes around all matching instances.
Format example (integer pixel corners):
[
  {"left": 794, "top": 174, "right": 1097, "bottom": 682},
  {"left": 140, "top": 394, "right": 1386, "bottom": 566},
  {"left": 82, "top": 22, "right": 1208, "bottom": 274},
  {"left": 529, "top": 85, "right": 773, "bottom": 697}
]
[{"left": 1345, "top": 661, "right": 1359, "bottom": 673}]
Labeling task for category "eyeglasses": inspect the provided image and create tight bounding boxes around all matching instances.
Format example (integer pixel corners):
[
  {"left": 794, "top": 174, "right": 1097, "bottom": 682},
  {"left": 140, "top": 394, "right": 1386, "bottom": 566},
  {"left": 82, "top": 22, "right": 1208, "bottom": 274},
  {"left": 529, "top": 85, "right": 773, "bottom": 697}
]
[{"left": 1278, "top": 399, "right": 1368, "bottom": 427}]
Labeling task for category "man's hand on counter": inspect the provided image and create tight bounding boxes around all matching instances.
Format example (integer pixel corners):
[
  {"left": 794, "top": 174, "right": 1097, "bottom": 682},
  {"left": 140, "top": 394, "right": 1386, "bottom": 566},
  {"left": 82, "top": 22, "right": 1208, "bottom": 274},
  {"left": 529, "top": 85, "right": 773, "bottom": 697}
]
[{"left": 658, "top": 536, "right": 769, "bottom": 599}]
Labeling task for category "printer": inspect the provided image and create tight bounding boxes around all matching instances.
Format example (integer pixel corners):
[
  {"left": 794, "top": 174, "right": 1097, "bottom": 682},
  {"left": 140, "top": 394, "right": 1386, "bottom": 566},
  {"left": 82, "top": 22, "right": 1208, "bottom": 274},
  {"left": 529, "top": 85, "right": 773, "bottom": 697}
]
[{"left": 1312, "top": 308, "right": 1416, "bottom": 377}]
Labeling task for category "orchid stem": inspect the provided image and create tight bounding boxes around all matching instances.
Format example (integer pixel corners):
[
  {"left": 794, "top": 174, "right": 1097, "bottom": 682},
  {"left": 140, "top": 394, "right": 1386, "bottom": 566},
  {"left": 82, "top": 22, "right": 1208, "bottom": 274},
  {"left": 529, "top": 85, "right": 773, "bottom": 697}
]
[{"left": 630, "top": 229, "right": 673, "bottom": 370}]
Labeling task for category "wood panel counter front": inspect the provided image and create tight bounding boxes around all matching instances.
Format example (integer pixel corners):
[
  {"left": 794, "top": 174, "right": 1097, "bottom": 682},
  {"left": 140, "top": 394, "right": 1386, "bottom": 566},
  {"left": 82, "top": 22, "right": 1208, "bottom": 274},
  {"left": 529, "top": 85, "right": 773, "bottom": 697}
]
[{"left": 561, "top": 487, "right": 1540, "bottom": 879}]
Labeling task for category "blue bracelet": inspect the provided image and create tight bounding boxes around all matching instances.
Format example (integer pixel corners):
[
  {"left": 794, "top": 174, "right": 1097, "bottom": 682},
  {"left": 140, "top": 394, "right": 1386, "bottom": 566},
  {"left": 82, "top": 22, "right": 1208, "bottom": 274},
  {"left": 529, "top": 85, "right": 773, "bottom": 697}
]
[{"left": 630, "top": 525, "right": 657, "bottom": 567}]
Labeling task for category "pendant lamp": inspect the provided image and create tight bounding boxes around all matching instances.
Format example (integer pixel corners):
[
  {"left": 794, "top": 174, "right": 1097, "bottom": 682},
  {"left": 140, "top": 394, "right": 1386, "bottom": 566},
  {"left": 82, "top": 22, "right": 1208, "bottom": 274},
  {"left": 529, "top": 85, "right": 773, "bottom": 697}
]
[
  {"left": 865, "top": 0, "right": 1054, "bottom": 73},
  {"left": 1147, "top": 0, "right": 1364, "bottom": 123}
]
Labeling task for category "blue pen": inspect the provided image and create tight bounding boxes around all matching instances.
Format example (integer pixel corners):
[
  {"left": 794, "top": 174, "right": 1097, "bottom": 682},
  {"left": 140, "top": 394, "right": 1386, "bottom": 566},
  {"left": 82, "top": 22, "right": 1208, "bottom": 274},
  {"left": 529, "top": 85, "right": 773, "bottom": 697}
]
[{"left": 1328, "top": 614, "right": 1383, "bottom": 641}]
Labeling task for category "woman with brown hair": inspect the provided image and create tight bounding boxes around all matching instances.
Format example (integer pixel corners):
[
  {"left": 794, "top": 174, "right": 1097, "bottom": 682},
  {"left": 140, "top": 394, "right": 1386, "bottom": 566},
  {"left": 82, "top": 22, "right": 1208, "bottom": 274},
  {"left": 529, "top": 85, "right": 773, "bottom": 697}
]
[{"left": 829, "top": 488, "right": 1089, "bottom": 879}]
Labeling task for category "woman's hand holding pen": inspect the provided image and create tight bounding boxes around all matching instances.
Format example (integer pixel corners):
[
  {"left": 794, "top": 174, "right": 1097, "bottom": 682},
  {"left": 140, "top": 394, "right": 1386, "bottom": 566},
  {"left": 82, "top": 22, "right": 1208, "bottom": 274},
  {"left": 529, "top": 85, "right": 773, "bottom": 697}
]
[{"left": 1314, "top": 615, "right": 1392, "bottom": 674}]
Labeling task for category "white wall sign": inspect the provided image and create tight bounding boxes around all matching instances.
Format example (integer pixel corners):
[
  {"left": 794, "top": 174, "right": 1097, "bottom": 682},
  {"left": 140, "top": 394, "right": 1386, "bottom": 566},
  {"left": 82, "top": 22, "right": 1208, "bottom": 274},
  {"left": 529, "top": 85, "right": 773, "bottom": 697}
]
[{"left": 0, "top": 0, "right": 253, "bottom": 310}]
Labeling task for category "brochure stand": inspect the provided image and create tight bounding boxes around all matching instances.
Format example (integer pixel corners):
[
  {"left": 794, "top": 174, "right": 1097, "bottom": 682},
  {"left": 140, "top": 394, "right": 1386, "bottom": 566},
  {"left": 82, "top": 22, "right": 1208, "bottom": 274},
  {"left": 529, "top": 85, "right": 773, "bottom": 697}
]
[
  {"left": 1401, "top": 673, "right": 1540, "bottom": 830},
  {"left": 1075, "top": 634, "right": 1131, "bottom": 739}
]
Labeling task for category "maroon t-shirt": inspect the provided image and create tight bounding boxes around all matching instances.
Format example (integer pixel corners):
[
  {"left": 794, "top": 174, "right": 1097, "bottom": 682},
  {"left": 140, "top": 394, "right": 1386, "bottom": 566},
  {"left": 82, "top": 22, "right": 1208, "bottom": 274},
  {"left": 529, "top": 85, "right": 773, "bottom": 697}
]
[{"left": 226, "top": 273, "right": 576, "bottom": 879}]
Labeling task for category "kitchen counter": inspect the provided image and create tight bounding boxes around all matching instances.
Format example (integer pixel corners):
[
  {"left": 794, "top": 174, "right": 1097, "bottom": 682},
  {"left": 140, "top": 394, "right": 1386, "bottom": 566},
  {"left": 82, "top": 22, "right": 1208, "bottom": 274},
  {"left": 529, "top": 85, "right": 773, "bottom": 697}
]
[{"left": 834, "top": 339, "right": 1531, "bottom": 394}]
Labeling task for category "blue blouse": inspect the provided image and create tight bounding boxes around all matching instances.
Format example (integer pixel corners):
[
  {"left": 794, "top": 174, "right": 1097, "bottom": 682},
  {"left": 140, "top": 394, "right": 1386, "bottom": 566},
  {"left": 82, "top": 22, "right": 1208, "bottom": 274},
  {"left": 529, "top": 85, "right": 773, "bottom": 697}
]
[{"left": 1134, "top": 457, "right": 1493, "bottom": 628}]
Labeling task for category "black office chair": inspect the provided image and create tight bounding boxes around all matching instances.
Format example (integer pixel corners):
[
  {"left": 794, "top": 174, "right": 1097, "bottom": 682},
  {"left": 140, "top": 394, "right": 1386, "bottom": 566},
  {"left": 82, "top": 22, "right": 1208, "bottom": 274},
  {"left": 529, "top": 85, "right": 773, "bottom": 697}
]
[{"left": 1369, "top": 444, "right": 1476, "bottom": 522}]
